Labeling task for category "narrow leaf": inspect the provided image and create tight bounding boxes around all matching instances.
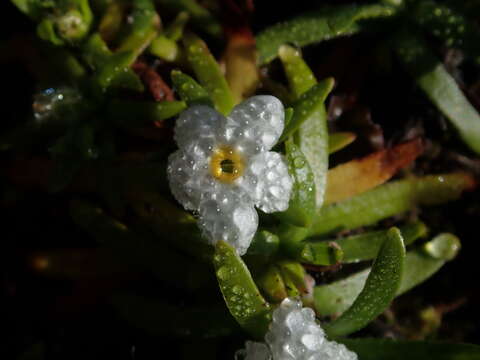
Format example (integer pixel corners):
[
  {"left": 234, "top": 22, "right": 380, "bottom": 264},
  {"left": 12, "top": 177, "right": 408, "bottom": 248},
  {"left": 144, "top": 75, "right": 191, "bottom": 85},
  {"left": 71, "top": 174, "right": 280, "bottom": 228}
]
[
  {"left": 328, "top": 132, "right": 357, "bottom": 154},
  {"left": 396, "top": 32, "right": 480, "bottom": 154},
  {"left": 256, "top": 265, "right": 287, "bottom": 302},
  {"left": 171, "top": 70, "right": 214, "bottom": 107},
  {"left": 311, "top": 173, "right": 475, "bottom": 236},
  {"left": 213, "top": 241, "right": 272, "bottom": 339},
  {"left": 279, "top": 79, "right": 335, "bottom": 143},
  {"left": 279, "top": 45, "right": 330, "bottom": 208},
  {"left": 314, "top": 233, "right": 461, "bottom": 316},
  {"left": 324, "top": 228, "right": 405, "bottom": 337},
  {"left": 257, "top": 4, "right": 395, "bottom": 64},
  {"left": 183, "top": 32, "right": 235, "bottom": 115},
  {"left": 276, "top": 139, "right": 316, "bottom": 227}
]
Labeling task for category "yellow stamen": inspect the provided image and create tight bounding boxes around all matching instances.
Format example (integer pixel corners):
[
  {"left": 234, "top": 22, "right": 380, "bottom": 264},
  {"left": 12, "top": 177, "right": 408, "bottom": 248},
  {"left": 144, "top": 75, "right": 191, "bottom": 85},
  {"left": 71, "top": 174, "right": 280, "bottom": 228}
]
[{"left": 210, "top": 145, "right": 245, "bottom": 183}]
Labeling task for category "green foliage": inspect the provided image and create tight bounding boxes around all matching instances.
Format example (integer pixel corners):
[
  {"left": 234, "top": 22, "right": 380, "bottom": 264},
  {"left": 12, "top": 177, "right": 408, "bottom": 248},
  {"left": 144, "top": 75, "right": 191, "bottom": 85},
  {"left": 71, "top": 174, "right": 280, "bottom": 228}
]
[
  {"left": 257, "top": 4, "right": 396, "bottom": 64},
  {"left": 213, "top": 241, "right": 272, "bottom": 339},
  {"left": 324, "top": 228, "right": 405, "bottom": 337},
  {"left": 311, "top": 173, "right": 474, "bottom": 236},
  {"left": 276, "top": 139, "right": 316, "bottom": 227},
  {"left": 183, "top": 32, "right": 235, "bottom": 115},
  {"left": 396, "top": 31, "right": 480, "bottom": 154},
  {"left": 171, "top": 70, "right": 214, "bottom": 107},
  {"left": 315, "top": 233, "right": 461, "bottom": 316}
]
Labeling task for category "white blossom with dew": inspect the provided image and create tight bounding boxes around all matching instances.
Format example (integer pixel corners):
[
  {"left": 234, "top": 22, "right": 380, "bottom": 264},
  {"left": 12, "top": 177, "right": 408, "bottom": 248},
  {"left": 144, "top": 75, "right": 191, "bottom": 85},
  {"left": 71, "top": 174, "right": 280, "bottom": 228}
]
[
  {"left": 235, "top": 298, "right": 358, "bottom": 360},
  {"left": 167, "top": 96, "right": 293, "bottom": 255}
]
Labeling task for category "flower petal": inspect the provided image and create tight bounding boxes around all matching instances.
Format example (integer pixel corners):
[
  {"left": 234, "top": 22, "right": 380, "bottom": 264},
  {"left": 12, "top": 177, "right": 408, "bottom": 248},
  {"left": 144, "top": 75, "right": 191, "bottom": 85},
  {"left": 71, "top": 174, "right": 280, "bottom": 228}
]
[
  {"left": 198, "top": 188, "right": 258, "bottom": 255},
  {"left": 238, "top": 151, "right": 293, "bottom": 213},
  {"left": 174, "top": 105, "right": 225, "bottom": 156},
  {"left": 167, "top": 150, "right": 212, "bottom": 211},
  {"left": 225, "top": 95, "right": 284, "bottom": 155}
]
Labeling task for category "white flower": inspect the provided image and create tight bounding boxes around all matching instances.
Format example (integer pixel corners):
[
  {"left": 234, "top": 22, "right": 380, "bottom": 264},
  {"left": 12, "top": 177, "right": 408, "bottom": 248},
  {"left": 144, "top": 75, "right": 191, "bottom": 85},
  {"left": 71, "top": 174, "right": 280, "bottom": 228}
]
[
  {"left": 236, "top": 298, "right": 358, "bottom": 360},
  {"left": 167, "top": 96, "right": 293, "bottom": 255}
]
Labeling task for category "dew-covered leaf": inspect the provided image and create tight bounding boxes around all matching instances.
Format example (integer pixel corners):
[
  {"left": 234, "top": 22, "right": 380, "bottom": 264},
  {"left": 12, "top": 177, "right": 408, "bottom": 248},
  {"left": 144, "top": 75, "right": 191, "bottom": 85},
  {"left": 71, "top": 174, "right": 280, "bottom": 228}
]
[
  {"left": 171, "top": 70, "right": 214, "bottom": 107},
  {"left": 279, "top": 45, "right": 330, "bottom": 208},
  {"left": 396, "top": 32, "right": 480, "bottom": 154},
  {"left": 305, "top": 221, "right": 426, "bottom": 265},
  {"left": 213, "top": 241, "right": 272, "bottom": 339},
  {"left": 257, "top": 4, "right": 396, "bottom": 64},
  {"left": 324, "top": 139, "right": 423, "bottom": 205},
  {"left": 311, "top": 173, "right": 475, "bottom": 236},
  {"left": 116, "top": 0, "right": 159, "bottom": 58},
  {"left": 276, "top": 139, "right": 316, "bottom": 227},
  {"left": 183, "top": 32, "right": 235, "bottom": 115},
  {"left": 324, "top": 228, "right": 405, "bottom": 337},
  {"left": 315, "top": 233, "right": 461, "bottom": 317}
]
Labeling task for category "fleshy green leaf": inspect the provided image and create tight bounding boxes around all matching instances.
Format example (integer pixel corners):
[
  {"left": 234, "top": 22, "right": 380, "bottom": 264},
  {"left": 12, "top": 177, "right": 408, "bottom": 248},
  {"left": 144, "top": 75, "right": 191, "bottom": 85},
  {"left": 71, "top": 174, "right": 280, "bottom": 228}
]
[
  {"left": 311, "top": 173, "right": 475, "bottom": 236},
  {"left": 108, "top": 100, "right": 186, "bottom": 128},
  {"left": 256, "top": 265, "right": 287, "bottom": 302},
  {"left": 149, "top": 35, "right": 180, "bottom": 62},
  {"left": 291, "top": 239, "right": 343, "bottom": 266},
  {"left": 340, "top": 338, "right": 480, "bottom": 360},
  {"left": 183, "top": 32, "right": 235, "bottom": 115},
  {"left": 396, "top": 31, "right": 480, "bottom": 154},
  {"left": 116, "top": 0, "right": 159, "bottom": 58},
  {"left": 303, "top": 221, "right": 426, "bottom": 265},
  {"left": 398, "top": 233, "right": 460, "bottom": 294},
  {"left": 257, "top": 4, "right": 395, "bottom": 64},
  {"left": 328, "top": 132, "right": 357, "bottom": 154},
  {"left": 157, "top": 0, "right": 221, "bottom": 37},
  {"left": 409, "top": 1, "right": 480, "bottom": 63},
  {"left": 279, "top": 79, "right": 335, "bottom": 143},
  {"left": 213, "top": 241, "right": 272, "bottom": 339},
  {"left": 171, "top": 70, "right": 214, "bottom": 107},
  {"left": 279, "top": 45, "right": 330, "bottom": 208},
  {"left": 247, "top": 230, "right": 280, "bottom": 257},
  {"left": 314, "top": 233, "right": 461, "bottom": 317},
  {"left": 277, "top": 260, "right": 307, "bottom": 297},
  {"left": 276, "top": 139, "right": 316, "bottom": 227},
  {"left": 324, "top": 228, "right": 405, "bottom": 337}
]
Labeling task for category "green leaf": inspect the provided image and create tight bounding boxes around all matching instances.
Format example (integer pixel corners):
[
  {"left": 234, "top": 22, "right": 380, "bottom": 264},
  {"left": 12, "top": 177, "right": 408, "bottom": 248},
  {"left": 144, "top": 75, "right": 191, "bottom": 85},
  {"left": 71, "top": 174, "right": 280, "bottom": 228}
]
[
  {"left": 409, "top": 1, "right": 480, "bottom": 63},
  {"left": 292, "top": 239, "right": 343, "bottom": 266},
  {"left": 276, "top": 139, "right": 316, "bottom": 227},
  {"left": 107, "top": 100, "right": 186, "bottom": 127},
  {"left": 183, "top": 33, "right": 235, "bottom": 115},
  {"left": 247, "top": 230, "right": 280, "bottom": 257},
  {"left": 279, "top": 79, "right": 335, "bottom": 143},
  {"left": 157, "top": 0, "right": 221, "bottom": 37},
  {"left": 314, "top": 233, "right": 461, "bottom": 316},
  {"left": 324, "top": 228, "right": 405, "bottom": 337},
  {"left": 165, "top": 11, "right": 189, "bottom": 41},
  {"left": 311, "top": 173, "right": 475, "bottom": 236},
  {"left": 257, "top": 4, "right": 395, "bottom": 64},
  {"left": 279, "top": 45, "right": 330, "bottom": 208},
  {"left": 84, "top": 34, "right": 143, "bottom": 93},
  {"left": 328, "top": 132, "right": 356, "bottom": 154},
  {"left": 116, "top": 0, "right": 159, "bottom": 58},
  {"left": 333, "top": 221, "right": 427, "bottom": 263},
  {"left": 398, "top": 233, "right": 460, "bottom": 295},
  {"left": 256, "top": 265, "right": 288, "bottom": 302},
  {"left": 171, "top": 70, "right": 214, "bottom": 107},
  {"left": 298, "top": 222, "right": 425, "bottom": 266},
  {"left": 149, "top": 35, "right": 179, "bottom": 62},
  {"left": 340, "top": 338, "right": 480, "bottom": 360},
  {"left": 396, "top": 31, "right": 480, "bottom": 154},
  {"left": 213, "top": 241, "right": 272, "bottom": 339}
]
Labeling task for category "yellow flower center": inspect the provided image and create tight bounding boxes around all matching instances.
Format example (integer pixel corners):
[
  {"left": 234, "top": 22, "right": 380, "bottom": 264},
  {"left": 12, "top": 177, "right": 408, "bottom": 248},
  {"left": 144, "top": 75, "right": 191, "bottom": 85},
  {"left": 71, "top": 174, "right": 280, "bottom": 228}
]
[{"left": 210, "top": 145, "right": 245, "bottom": 183}]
